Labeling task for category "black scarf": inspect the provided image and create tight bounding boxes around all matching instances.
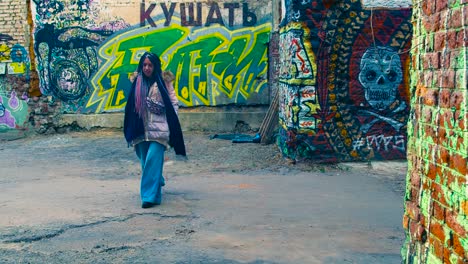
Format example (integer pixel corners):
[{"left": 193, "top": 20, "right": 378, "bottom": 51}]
[
  {"left": 124, "top": 72, "right": 186, "bottom": 157},
  {"left": 123, "top": 79, "right": 144, "bottom": 146}
]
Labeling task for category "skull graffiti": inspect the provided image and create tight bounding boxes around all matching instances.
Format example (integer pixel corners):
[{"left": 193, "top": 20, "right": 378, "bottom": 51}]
[{"left": 358, "top": 46, "right": 402, "bottom": 111}]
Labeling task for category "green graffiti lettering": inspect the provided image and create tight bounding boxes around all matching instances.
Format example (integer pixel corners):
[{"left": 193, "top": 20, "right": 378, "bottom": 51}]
[
  {"left": 166, "top": 35, "right": 223, "bottom": 105},
  {"left": 165, "top": 25, "right": 270, "bottom": 106},
  {"left": 87, "top": 23, "right": 271, "bottom": 112},
  {"left": 87, "top": 26, "right": 188, "bottom": 112}
]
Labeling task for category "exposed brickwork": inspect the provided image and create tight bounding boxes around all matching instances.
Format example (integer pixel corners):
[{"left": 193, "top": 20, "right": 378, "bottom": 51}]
[
  {"left": 0, "top": 0, "right": 29, "bottom": 49},
  {"left": 28, "top": 94, "right": 63, "bottom": 134},
  {"left": 402, "top": 0, "right": 468, "bottom": 262}
]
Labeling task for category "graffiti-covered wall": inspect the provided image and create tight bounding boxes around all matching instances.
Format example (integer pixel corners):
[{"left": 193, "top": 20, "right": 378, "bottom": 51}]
[
  {"left": 0, "top": 0, "right": 32, "bottom": 132},
  {"left": 278, "top": 0, "right": 412, "bottom": 162},
  {"left": 31, "top": 0, "right": 273, "bottom": 114}
]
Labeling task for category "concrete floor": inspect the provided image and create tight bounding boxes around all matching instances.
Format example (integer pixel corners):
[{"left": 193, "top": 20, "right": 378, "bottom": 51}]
[{"left": 0, "top": 129, "right": 407, "bottom": 264}]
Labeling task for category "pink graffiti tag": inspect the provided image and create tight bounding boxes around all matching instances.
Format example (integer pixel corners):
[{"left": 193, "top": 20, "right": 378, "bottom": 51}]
[{"left": 8, "top": 91, "right": 19, "bottom": 110}]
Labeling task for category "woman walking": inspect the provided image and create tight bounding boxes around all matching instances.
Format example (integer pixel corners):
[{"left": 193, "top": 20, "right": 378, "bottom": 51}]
[{"left": 123, "top": 51, "right": 186, "bottom": 208}]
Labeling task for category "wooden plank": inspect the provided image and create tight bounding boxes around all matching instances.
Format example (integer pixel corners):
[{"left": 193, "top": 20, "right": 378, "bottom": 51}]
[{"left": 259, "top": 91, "right": 279, "bottom": 144}]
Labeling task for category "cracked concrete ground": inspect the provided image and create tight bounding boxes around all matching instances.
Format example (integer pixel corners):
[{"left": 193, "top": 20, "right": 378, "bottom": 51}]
[{"left": 0, "top": 129, "right": 407, "bottom": 263}]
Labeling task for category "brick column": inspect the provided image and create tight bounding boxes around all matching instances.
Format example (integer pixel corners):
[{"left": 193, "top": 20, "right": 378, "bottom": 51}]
[{"left": 402, "top": 0, "right": 468, "bottom": 262}]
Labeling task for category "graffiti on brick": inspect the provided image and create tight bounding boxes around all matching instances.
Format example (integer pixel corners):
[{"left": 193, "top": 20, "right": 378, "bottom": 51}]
[
  {"left": 0, "top": 33, "right": 28, "bottom": 74},
  {"left": 34, "top": 24, "right": 114, "bottom": 103},
  {"left": 359, "top": 46, "right": 402, "bottom": 110},
  {"left": 278, "top": 0, "right": 412, "bottom": 161},
  {"left": 86, "top": 19, "right": 271, "bottom": 112},
  {"left": 357, "top": 46, "right": 406, "bottom": 134},
  {"left": 279, "top": 26, "right": 315, "bottom": 84},
  {"left": 0, "top": 90, "right": 28, "bottom": 130},
  {"left": 0, "top": 33, "right": 14, "bottom": 62},
  {"left": 32, "top": 0, "right": 130, "bottom": 112},
  {"left": 278, "top": 23, "right": 319, "bottom": 135},
  {"left": 279, "top": 82, "right": 319, "bottom": 133},
  {"left": 31, "top": 0, "right": 271, "bottom": 112},
  {"left": 33, "top": 0, "right": 88, "bottom": 27},
  {"left": 352, "top": 134, "right": 405, "bottom": 153}
]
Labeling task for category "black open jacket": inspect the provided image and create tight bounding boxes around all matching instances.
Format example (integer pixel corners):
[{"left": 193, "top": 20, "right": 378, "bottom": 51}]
[{"left": 123, "top": 72, "right": 186, "bottom": 156}]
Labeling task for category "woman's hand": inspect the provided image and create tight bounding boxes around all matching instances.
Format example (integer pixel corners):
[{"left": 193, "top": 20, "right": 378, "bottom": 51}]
[{"left": 162, "top": 70, "right": 175, "bottom": 83}]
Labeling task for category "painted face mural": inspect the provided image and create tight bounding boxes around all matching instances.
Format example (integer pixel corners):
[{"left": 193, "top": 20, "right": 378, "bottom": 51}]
[{"left": 358, "top": 46, "right": 402, "bottom": 111}]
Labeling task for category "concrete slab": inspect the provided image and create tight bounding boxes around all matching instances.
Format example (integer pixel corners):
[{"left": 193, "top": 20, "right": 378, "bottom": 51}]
[
  {"left": 0, "top": 130, "right": 407, "bottom": 263},
  {"left": 58, "top": 109, "right": 268, "bottom": 133}
]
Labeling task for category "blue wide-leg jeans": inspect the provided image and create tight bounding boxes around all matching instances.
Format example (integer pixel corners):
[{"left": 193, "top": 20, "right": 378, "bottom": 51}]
[{"left": 135, "top": 141, "right": 166, "bottom": 205}]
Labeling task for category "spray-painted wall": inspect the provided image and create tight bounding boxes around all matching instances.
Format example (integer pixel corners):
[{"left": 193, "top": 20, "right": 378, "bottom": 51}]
[
  {"left": 31, "top": 0, "right": 272, "bottom": 115},
  {"left": 0, "top": 0, "right": 31, "bottom": 132},
  {"left": 277, "top": 0, "right": 413, "bottom": 162}
]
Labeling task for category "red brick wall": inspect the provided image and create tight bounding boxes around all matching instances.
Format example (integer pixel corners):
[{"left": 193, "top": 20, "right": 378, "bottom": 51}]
[
  {"left": 277, "top": 0, "right": 412, "bottom": 162},
  {"left": 402, "top": 0, "right": 468, "bottom": 262}
]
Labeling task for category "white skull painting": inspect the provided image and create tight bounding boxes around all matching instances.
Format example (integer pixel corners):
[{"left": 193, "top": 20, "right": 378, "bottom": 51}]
[{"left": 358, "top": 46, "right": 402, "bottom": 111}]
